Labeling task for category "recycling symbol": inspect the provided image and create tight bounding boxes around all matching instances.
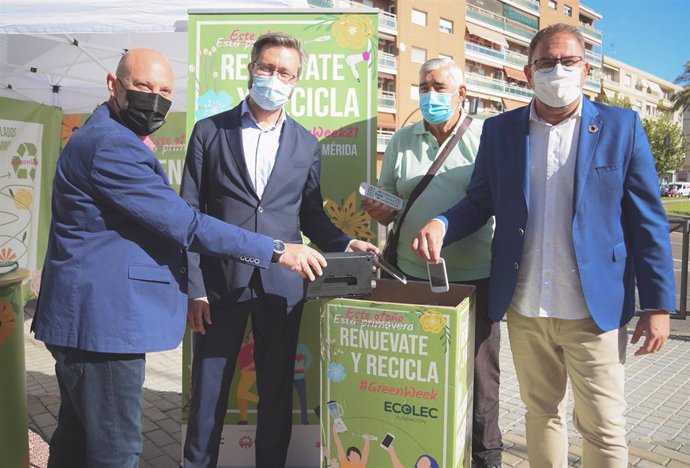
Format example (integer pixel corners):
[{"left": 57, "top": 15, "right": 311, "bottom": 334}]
[{"left": 10, "top": 142, "right": 38, "bottom": 180}]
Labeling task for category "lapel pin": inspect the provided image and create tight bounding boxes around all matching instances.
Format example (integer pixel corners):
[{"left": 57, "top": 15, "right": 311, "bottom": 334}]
[{"left": 588, "top": 125, "right": 598, "bottom": 134}]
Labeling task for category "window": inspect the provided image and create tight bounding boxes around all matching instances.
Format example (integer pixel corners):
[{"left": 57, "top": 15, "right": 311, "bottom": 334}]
[
  {"left": 623, "top": 74, "right": 632, "bottom": 86},
  {"left": 548, "top": 0, "right": 557, "bottom": 9},
  {"left": 410, "top": 85, "right": 419, "bottom": 101},
  {"left": 411, "top": 46, "right": 427, "bottom": 64},
  {"left": 636, "top": 100, "right": 642, "bottom": 110},
  {"left": 563, "top": 4, "right": 572, "bottom": 16},
  {"left": 411, "top": 8, "right": 427, "bottom": 26},
  {"left": 439, "top": 18, "right": 453, "bottom": 34}
]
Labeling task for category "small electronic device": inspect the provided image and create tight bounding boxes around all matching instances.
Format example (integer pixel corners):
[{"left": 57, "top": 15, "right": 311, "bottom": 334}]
[
  {"left": 380, "top": 432, "right": 395, "bottom": 450},
  {"left": 373, "top": 255, "right": 407, "bottom": 285},
  {"left": 359, "top": 182, "right": 404, "bottom": 211},
  {"left": 327, "top": 400, "right": 348, "bottom": 433},
  {"left": 306, "top": 252, "right": 374, "bottom": 299},
  {"left": 427, "top": 258, "right": 449, "bottom": 293}
]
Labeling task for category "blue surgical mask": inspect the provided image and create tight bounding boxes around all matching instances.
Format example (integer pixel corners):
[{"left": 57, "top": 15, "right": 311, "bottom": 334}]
[
  {"left": 249, "top": 74, "right": 293, "bottom": 111},
  {"left": 419, "top": 91, "right": 455, "bottom": 124}
]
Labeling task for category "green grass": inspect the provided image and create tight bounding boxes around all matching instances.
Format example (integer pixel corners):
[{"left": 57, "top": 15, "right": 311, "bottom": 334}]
[{"left": 663, "top": 199, "right": 690, "bottom": 217}]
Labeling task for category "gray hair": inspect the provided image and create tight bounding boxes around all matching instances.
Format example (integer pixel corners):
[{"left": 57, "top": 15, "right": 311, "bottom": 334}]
[
  {"left": 419, "top": 58, "right": 464, "bottom": 88},
  {"left": 527, "top": 23, "right": 585, "bottom": 63},
  {"left": 250, "top": 32, "right": 308, "bottom": 76}
]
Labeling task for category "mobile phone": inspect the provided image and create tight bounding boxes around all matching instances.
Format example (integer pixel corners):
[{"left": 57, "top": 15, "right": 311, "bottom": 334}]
[
  {"left": 427, "top": 258, "right": 449, "bottom": 293},
  {"left": 374, "top": 255, "right": 408, "bottom": 285},
  {"left": 380, "top": 432, "right": 395, "bottom": 450}
]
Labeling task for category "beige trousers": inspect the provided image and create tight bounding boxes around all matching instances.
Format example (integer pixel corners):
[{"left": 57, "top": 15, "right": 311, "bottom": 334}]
[{"left": 507, "top": 309, "right": 628, "bottom": 467}]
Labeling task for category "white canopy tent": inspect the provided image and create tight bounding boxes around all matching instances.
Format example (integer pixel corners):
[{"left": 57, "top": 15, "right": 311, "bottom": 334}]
[{"left": 0, "top": 0, "right": 309, "bottom": 113}]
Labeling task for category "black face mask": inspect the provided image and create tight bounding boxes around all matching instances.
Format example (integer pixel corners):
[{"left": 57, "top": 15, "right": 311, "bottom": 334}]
[{"left": 118, "top": 88, "right": 172, "bottom": 136}]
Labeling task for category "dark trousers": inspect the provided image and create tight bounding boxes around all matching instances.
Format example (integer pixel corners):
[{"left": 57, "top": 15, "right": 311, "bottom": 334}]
[
  {"left": 463, "top": 277, "right": 503, "bottom": 466},
  {"left": 183, "top": 293, "right": 304, "bottom": 468},
  {"left": 406, "top": 275, "right": 502, "bottom": 466},
  {"left": 46, "top": 345, "right": 145, "bottom": 468}
]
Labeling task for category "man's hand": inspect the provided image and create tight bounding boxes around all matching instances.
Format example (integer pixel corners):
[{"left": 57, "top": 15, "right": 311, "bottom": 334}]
[
  {"left": 631, "top": 310, "right": 670, "bottom": 356},
  {"left": 278, "top": 243, "right": 327, "bottom": 282},
  {"left": 346, "top": 240, "right": 381, "bottom": 256},
  {"left": 187, "top": 297, "right": 211, "bottom": 334},
  {"left": 362, "top": 197, "right": 397, "bottom": 225},
  {"left": 411, "top": 220, "right": 445, "bottom": 263}
]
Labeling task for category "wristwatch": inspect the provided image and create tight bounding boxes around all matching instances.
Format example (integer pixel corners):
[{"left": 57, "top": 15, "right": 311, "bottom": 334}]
[{"left": 271, "top": 239, "right": 286, "bottom": 263}]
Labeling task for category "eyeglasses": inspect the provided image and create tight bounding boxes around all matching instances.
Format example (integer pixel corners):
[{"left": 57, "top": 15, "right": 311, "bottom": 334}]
[
  {"left": 252, "top": 62, "right": 298, "bottom": 82},
  {"left": 528, "top": 56, "right": 584, "bottom": 72}
]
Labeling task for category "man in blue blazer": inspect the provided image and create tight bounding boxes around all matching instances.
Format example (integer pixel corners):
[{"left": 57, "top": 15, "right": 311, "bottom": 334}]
[
  {"left": 181, "top": 33, "right": 378, "bottom": 468},
  {"left": 32, "top": 48, "right": 326, "bottom": 468},
  {"left": 414, "top": 24, "right": 675, "bottom": 467}
]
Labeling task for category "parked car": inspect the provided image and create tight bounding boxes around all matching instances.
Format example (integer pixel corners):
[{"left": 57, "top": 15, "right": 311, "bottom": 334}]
[{"left": 670, "top": 182, "right": 690, "bottom": 197}]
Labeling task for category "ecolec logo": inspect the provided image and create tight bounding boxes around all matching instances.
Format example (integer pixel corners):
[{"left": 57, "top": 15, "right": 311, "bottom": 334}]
[{"left": 238, "top": 435, "right": 254, "bottom": 449}]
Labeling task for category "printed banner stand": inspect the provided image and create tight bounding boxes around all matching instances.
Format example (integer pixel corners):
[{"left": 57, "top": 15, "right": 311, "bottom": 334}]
[{"left": 320, "top": 280, "right": 475, "bottom": 468}]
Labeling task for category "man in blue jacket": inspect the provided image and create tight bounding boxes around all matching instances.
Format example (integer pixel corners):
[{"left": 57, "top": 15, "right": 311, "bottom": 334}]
[
  {"left": 413, "top": 24, "right": 675, "bottom": 467},
  {"left": 32, "top": 48, "right": 326, "bottom": 468}
]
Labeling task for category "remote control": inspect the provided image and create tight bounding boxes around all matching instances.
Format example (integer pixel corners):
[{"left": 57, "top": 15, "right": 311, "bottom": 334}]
[{"left": 359, "top": 182, "right": 403, "bottom": 210}]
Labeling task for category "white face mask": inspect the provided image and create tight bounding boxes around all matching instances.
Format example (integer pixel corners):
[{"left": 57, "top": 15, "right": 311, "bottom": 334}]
[{"left": 531, "top": 63, "right": 583, "bottom": 108}]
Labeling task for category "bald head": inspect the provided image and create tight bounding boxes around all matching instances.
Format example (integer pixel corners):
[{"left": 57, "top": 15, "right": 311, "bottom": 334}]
[{"left": 107, "top": 48, "right": 174, "bottom": 106}]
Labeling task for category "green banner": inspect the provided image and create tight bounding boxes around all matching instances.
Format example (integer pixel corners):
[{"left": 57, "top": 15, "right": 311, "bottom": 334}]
[{"left": 320, "top": 284, "right": 474, "bottom": 468}]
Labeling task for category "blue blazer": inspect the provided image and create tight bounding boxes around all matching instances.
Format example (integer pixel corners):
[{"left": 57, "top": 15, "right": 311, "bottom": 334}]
[
  {"left": 181, "top": 104, "right": 351, "bottom": 309},
  {"left": 33, "top": 104, "right": 274, "bottom": 353},
  {"left": 441, "top": 98, "right": 675, "bottom": 331}
]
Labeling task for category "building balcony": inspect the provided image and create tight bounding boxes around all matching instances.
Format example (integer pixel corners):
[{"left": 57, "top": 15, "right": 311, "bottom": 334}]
[
  {"left": 579, "top": 23, "right": 602, "bottom": 43},
  {"left": 466, "top": 72, "right": 533, "bottom": 100},
  {"left": 465, "top": 42, "right": 529, "bottom": 68},
  {"left": 378, "top": 11, "right": 397, "bottom": 35},
  {"left": 378, "top": 91, "right": 396, "bottom": 112},
  {"left": 504, "top": 0, "right": 540, "bottom": 13},
  {"left": 584, "top": 78, "right": 602, "bottom": 93},
  {"left": 585, "top": 50, "right": 602, "bottom": 67},
  {"left": 377, "top": 130, "right": 394, "bottom": 152},
  {"left": 659, "top": 97, "right": 675, "bottom": 109},
  {"left": 467, "top": 5, "right": 537, "bottom": 41},
  {"left": 378, "top": 51, "right": 397, "bottom": 75}
]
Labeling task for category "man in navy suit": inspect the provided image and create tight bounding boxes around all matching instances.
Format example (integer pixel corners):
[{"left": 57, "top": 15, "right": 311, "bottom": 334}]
[
  {"left": 181, "top": 33, "right": 378, "bottom": 468},
  {"left": 32, "top": 48, "right": 327, "bottom": 468},
  {"left": 413, "top": 24, "right": 675, "bottom": 467}
]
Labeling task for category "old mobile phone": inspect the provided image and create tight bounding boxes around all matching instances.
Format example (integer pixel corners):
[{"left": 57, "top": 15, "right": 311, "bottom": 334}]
[
  {"left": 427, "top": 258, "right": 449, "bottom": 293},
  {"left": 374, "top": 255, "right": 407, "bottom": 285},
  {"left": 380, "top": 432, "right": 395, "bottom": 450}
]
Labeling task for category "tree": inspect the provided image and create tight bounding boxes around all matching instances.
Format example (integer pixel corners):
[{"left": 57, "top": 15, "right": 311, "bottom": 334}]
[
  {"left": 672, "top": 60, "right": 690, "bottom": 112},
  {"left": 642, "top": 115, "right": 688, "bottom": 178},
  {"left": 599, "top": 92, "right": 632, "bottom": 109}
]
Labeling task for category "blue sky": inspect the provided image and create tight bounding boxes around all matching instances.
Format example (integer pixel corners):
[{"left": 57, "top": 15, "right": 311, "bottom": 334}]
[{"left": 583, "top": 0, "right": 690, "bottom": 83}]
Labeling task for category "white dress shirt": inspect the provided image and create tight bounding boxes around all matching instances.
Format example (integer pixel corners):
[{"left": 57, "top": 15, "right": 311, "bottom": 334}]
[
  {"left": 240, "top": 99, "right": 286, "bottom": 199},
  {"left": 510, "top": 99, "right": 591, "bottom": 320}
]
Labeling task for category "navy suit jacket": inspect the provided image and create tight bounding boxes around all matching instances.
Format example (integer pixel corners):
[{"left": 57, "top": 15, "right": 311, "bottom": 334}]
[
  {"left": 33, "top": 104, "right": 274, "bottom": 353},
  {"left": 181, "top": 104, "right": 351, "bottom": 309},
  {"left": 441, "top": 98, "right": 675, "bottom": 331}
]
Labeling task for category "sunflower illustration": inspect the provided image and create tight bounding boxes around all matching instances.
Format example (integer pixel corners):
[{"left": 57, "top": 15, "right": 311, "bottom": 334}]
[
  {"left": 324, "top": 191, "right": 375, "bottom": 240},
  {"left": 332, "top": 15, "right": 374, "bottom": 49},
  {"left": 0, "top": 301, "right": 17, "bottom": 346},
  {"left": 13, "top": 188, "right": 32, "bottom": 210}
]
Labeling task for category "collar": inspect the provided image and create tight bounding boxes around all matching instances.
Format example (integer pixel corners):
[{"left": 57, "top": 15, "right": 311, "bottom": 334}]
[
  {"left": 241, "top": 97, "right": 286, "bottom": 131},
  {"left": 529, "top": 96, "right": 583, "bottom": 125}
]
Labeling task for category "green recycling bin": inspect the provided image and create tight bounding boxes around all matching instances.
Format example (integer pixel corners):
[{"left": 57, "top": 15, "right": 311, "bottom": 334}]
[{"left": 0, "top": 268, "right": 30, "bottom": 468}]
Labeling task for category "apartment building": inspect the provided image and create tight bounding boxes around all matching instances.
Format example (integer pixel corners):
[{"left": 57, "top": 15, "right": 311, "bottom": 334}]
[
  {"left": 599, "top": 55, "right": 685, "bottom": 179},
  {"left": 309, "top": 0, "right": 604, "bottom": 167}
]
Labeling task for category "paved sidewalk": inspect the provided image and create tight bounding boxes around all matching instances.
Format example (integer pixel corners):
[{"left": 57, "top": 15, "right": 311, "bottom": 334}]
[{"left": 24, "top": 302, "right": 690, "bottom": 467}]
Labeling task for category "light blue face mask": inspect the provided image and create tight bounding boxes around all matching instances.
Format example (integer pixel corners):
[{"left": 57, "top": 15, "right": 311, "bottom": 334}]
[
  {"left": 419, "top": 91, "right": 455, "bottom": 124},
  {"left": 249, "top": 74, "right": 294, "bottom": 111}
]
